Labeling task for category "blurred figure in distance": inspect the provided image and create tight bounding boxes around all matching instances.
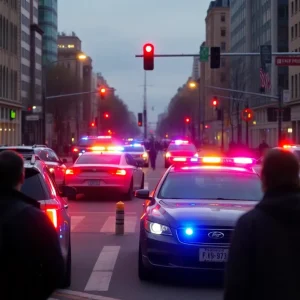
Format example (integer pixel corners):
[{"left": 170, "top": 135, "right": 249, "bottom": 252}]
[{"left": 224, "top": 148, "right": 300, "bottom": 300}]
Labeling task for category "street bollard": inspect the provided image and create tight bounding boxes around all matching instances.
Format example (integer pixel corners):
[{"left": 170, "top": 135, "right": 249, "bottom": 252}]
[{"left": 115, "top": 201, "right": 124, "bottom": 235}]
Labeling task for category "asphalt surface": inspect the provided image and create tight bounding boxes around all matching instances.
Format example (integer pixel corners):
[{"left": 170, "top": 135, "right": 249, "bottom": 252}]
[{"left": 50, "top": 153, "right": 223, "bottom": 300}]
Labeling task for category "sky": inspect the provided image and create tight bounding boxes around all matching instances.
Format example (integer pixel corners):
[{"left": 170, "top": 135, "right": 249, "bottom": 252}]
[{"left": 58, "top": 0, "right": 211, "bottom": 124}]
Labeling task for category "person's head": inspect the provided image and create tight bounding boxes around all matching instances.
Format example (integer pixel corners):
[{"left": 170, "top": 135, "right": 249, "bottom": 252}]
[
  {"left": 261, "top": 148, "right": 300, "bottom": 192},
  {"left": 0, "top": 150, "right": 25, "bottom": 190}
]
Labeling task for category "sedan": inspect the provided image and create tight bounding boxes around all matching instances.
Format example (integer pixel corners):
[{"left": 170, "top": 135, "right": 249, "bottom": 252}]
[
  {"left": 135, "top": 159, "right": 263, "bottom": 280},
  {"left": 65, "top": 151, "right": 145, "bottom": 200}
]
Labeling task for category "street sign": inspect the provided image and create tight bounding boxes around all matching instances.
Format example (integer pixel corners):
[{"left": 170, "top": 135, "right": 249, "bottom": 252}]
[
  {"left": 283, "top": 90, "right": 290, "bottom": 103},
  {"left": 260, "top": 45, "right": 272, "bottom": 64},
  {"left": 26, "top": 115, "right": 39, "bottom": 121},
  {"left": 276, "top": 57, "right": 300, "bottom": 66},
  {"left": 200, "top": 46, "right": 209, "bottom": 62}
]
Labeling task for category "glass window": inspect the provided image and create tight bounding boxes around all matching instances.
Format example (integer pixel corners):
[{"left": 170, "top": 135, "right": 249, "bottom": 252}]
[
  {"left": 123, "top": 146, "right": 144, "bottom": 152},
  {"left": 168, "top": 144, "right": 196, "bottom": 151},
  {"left": 21, "top": 169, "right": 47, "bottom": 201},
  {"left": 158, "top": 172, "right": 262, "bottom": 201},
  {"left": 75, "top": 154, "right": 121, "bottom": 165}
]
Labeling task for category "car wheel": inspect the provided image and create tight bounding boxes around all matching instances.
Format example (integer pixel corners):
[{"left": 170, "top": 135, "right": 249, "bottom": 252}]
[
  {"left": 124, "top": 179, "right": 133, "bottom": 201},
  {"left": 140, "top": 174, "right": 144, "bottom": 189},
  {"left": 138, "top": 244, "right": 152, "bottom": 281},
  {"left": 61, "top": 239, "right": 71, "bottom": 288}
]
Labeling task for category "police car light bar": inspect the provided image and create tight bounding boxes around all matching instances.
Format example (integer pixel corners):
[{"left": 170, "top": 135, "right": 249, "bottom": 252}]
[
  {"left": 201, "top": 157, "right": 253, "bottom": 165},
  {"left": 174, "top": 140, "right": 189, "bottom": 145}
]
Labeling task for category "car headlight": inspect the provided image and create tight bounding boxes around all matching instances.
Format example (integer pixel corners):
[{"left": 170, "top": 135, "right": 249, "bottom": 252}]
[{"left": 145, "top": 220, "right": 172, "bottom": 235}]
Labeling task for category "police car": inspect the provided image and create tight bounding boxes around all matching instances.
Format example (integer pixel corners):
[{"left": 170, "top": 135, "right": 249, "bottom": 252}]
[
  {"left": 23, "top": 155, "right": 76, "bottom": 287},
  {"left": 135, "top": 156, "right": 262, "bottom": 280},
  {"left": 122, "top": 143, "right": 149, "bottom": 167}
]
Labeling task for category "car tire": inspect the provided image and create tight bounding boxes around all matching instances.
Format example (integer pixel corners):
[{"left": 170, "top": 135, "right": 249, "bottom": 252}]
[
  {"left": 138, "top": 244, "right": 152, "bottom": 281},
  {"left": 61, "top": 239, "right": 72, "bottom": 288},
  {"left": 124, "top": 179, "right": 133, "bottom": 201},
  {"left": 140, "top": 174, "right": 145, "bottom": 189}
]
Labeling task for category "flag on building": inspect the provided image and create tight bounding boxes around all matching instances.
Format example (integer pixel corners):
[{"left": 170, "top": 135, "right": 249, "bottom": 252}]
[{"left": 260, "top": 63, "right": 271, "bottom": 92}]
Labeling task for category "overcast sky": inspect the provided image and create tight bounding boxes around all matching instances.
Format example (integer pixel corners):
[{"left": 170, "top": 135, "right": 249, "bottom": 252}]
[{"left": 58, "top": 0, "right": 211, "bottom": 123}]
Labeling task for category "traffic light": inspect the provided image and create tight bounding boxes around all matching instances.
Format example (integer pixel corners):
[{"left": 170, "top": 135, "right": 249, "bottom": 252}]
[
  {"left": 27, "top": 106, "right": 32, "bottom": 112},
  {"left": 90, "top": 121, "right": 95, "bottom": 127},
  {"left": 210, "top": 47, "right": 221, "bottom": 69},
  {"left": 185, "top": 117, "right": 190, "bottom": 123},
  {"left": 242, "top": 108, "right": 254, "bottom": 122},
  {"left": 99, "top": 87, "right": 106, "bottom": 99},
  {"left": 104, "top": 113, "right": 109, "bottom": 118},
  {"left": 138, "top": 112, "right": 143, "bottom": 126},
  {"left": 212, "top": 97, "right": 218, "bottom": 109},
  {"left": 143, "top": 43, "right": 154, "bottom": 71}
]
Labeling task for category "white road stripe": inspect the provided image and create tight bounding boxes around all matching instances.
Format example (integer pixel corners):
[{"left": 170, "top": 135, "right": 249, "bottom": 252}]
[
  {"left": 84, "top": 246, "right": 121, "bottom": 292},
  {"left": 100, "top": 216, "right": 137, "bottom": 233},
  {"left": 56, "top": 289, "right": 120, "bottom": 300},
  {"left": 144, "top": 182, "right": 149, "bottom": 189},
  {"left": 70, "top": 216, "right": 85, "bottom": 231}
]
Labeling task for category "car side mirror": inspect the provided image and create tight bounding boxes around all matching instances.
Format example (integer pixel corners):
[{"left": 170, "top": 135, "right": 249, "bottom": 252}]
[
  {"left": 62, "top": 158, "right": 68, "bottom": 164},
  {"left": 135, "top": 189, "right": 151, "bottom": 199},
  {"left": 61, "top": 186, "right": 76, "bottom": 198}
]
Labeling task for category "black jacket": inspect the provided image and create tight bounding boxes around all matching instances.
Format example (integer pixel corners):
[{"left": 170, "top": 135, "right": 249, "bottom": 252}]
[
  {"left": 0, "top": 188, "right": 65, "bottom": 300},
  {"left": 224, "top": 187, "right": 300, "bottom": 300}
]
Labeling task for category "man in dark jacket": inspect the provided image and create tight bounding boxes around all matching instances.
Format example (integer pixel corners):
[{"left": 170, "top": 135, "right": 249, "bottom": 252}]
[
  {"left": 0, "top": 150, "right": 65, "bottom": 300},
  {"left": 224, "top": 148, "right": 300, "bottom": 300}
]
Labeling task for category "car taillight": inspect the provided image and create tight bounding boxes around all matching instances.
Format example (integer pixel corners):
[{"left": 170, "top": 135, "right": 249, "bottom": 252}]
[
  {"left": 45, "top": 209, "right": 58, "bottom": 228},
  {"left": 110, "top": 169, "right": 127, "bottom": 176},
  {"left": 73, "top": 148, "right": 79, "bottom": 152},
  {"left": 66, "top": 168, "right": 80, "bottom": 175},
  {"left": 142, "top": 152, "right": 148, "bottom": 158}
]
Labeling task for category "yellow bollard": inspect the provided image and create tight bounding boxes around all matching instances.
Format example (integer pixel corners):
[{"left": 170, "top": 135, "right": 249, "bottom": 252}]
[{"left": 115, "top": 201, "right": 124, "bottom": 235}]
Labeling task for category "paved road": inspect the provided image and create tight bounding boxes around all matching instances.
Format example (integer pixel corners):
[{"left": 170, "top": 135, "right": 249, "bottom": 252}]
[{"left": 50, "top": 153, "right": 223, "bottom": 300}]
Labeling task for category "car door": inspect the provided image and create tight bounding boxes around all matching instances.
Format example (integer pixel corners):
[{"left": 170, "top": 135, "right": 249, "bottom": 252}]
[{"left": 125, "top": 154, "right": 140, "bottom": 189}]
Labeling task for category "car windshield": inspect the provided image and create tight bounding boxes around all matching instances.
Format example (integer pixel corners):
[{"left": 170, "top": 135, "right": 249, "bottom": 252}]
[
  {"left": 75, "top": 154, "right": 121, "bottom": 165},
  {"left": 21, "top": 169, "right": 48, "bottom": 200},
  {"left": 168, "top": 144, "right": 196, "bottom": 151},
  {"left": 123, "top": 146, "right": 144, "bottom": 152},
  {"left": 158, "top": 171, "right": 263, "bottom": 201}
]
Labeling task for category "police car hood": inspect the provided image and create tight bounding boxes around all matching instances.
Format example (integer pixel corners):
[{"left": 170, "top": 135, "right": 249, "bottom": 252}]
[
  {"left": 257, "top": 189, "right": 300, "bottom": 225},
  {"left": 156, "top": 199, "right": 255, "bottom": 228}
]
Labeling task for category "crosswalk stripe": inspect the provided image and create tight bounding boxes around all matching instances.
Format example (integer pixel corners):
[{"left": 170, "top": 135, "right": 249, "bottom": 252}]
[
  {"left": 84, "top": 246, "right": 120, "bottom": 292},
  {"left": 100, "top": 216, "right": 137, "bottom": 233},
  {"left": 56, "top": 289, "right": 120, "bottom": 300},
  {"left": 71, "top": 216, "right": 85, "bottom": 231}
]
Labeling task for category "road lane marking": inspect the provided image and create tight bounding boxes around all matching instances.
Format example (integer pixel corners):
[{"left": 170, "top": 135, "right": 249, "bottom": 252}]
[
  {"left": 71, "top": 216, "right": 85, "bottom": 231},
  {"left": 100, "top": 216, "right": 137, "bottom": 233},
  {"left": 144, "top": 182, "right": 149, "bottom": 189},
  {"left": 56, "top": 289, "right": 120, "bottom": 299},
  {"left": 84, "top": 246, "right": 120, "bottom": 292}
]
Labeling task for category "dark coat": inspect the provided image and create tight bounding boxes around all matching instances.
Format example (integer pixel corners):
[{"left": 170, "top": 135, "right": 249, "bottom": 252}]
[
  {"left": 224, "top": 187, "right": 300, "bottom": 300},
  {"left": 0, "top": 188, "right": 65, "bottom": 300}
]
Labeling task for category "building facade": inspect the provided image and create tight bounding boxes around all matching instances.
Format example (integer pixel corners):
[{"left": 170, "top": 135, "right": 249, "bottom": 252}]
[
  {"left": 38, "top": 0, "right": 57, "bottom": 65},
  {"left": 0, "top": 0, "right": 22, "bottom": 145},
  {"left": 230, "top": 0, "right": 289, "bottom": 148},
  {"left": 289, "top": 0, "right": 300, "bottom": 143},
  {"left": 203, "top": 0, "right": 231, "bottom": 148},
  {"left": 21, "top": 0, "right": 43, "bottom": 144}
]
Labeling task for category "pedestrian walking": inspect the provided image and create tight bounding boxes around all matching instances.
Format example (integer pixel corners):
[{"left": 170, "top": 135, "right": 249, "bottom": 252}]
[
  {"left": 0, "top": 150, "right": 65, "bottom": 299},
  {"left": 148, "top": 139, "right": 157, "bottom": 170},
  {"left": 224, "top": 148, "right": 300, "bottom": 300}
]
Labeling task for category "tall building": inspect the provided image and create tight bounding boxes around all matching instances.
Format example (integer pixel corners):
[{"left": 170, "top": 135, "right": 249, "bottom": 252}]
[
  {"left": 0, "top": 0, "right": 22, "bottom": 145},
  {"left": 21, "top": 0, "right": 43, "bottom": 144},
  {"left": 203, "top": 0, "right": 231, "bottom": 148},
  {"left": 230, "top": 0, "right": 289, "bottom": 147},
  {"left": 38, "top": 0, "right": 58, "bottom": 65},
  {"left": 191, "top": 56, "right": 200, "bottom": 80},
  {"left": 289, "top": 0, "right": 300, "bottom": 143}
]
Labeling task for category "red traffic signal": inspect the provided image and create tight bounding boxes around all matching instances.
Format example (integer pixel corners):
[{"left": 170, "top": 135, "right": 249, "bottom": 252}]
[
  {"left": 143, "top": 43, "right": 154, "bottom": 71},
  {"left": 241, "top": 108, "right": 254, "bottom": 122},
  {"left": 185, "top": 117, "right": 190, "bottom": 123},
  {"left": 90, "top": 122, "right": 95, "bottom": 127},
  {"left": 104, "top": 113, "right": 109, "bottom": 118},
  {"left": 99, "top": 87, "right": 106, "bottom": 99},
  {"left": 212, "top": 98, "right": 218, "bottom": 107}
]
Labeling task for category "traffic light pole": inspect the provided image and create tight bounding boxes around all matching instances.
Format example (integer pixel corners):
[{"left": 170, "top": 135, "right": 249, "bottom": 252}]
[
  {"left": 245, "top": 103, "right": 249, "bottom": 147},
  {"left": 143, "top": 71, "right": 148, "bottom": 140}
]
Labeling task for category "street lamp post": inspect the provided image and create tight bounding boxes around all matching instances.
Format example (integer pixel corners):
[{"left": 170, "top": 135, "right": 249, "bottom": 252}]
[{"left": 42, "top": 53, "right": 87, "bottom": 144}]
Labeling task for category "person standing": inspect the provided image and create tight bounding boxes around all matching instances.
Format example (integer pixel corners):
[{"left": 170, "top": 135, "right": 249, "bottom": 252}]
[
  {"left": 148, "top": 139, "right": 157, "bottom": 170},
  {"left": 0, "top": 150, "right": 65, "bottom": 299},
  {"left": 224, "top": 148, "right": 300, "bottom": 300}
]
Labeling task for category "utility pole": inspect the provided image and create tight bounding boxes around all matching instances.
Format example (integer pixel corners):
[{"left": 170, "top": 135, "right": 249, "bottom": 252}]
[
  {"left": 278, "top": 88, "right": 283, "bottom": 142},
  {"left": 245, "top": 102, "right": 249, "bottom": 147},
  {"left": 143, "top": 71, "right": 148, "bottom": 140}
]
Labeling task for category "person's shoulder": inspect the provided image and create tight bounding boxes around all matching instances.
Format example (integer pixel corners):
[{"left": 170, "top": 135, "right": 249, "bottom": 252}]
[{"left": 235, "top": 207, "right": 260, "bottom": 229}]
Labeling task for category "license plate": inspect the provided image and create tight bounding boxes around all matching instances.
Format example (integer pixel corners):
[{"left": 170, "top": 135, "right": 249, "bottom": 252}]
[
  {"left": 88, "top": 180, "right": 101, "bottom": 186},
  {"left": 199, "top": 248, "right": 228, "bottom": 262}
]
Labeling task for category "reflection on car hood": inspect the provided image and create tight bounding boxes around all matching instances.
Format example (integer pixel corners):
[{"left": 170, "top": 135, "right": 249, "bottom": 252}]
[{"left": 154, "top": 199, "right": 256, "bottom": 228}]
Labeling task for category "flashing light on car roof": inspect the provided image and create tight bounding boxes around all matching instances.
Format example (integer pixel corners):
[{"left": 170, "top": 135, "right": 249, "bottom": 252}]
[
  {"left": 283, "top": 144, "right": 296, "bottom": 148},
  {"left": 107, "top": 146, "right": 124, "bottom": 151},
  {"left": 98, "top": 136, "right": 111, "bottom": 139},
  {"left": 174, "top": 140, "right": 189, "bottom": 145},
  {"left": 201, "top": 156, "right": 253, "bottom": 165},
  {"left": 185, "top": 228, "right": 193, "bottom": 236},
  {"left": 90, "top": 146, "right": 105, "bottom": 151}
]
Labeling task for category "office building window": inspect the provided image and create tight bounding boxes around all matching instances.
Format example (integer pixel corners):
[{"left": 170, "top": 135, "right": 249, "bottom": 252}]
[
  {"left": 221, "top": 28, "right": 226, "bottom": 37},
  {"left": 292, "top": 26, "right": 294, "bottom": 40},
  {"left": 221, "top": 42, "right": 226, "bottom": 51},
  {"left": 296, "top": 0, "right": 298, "bottom": 12},
  {"left": 292, "top": 1, "right": 294, "bottom": 15},
  {"left": 296, "top": 75, "right": 298, "bottom": 98},
  {"left": 221, "top": 14, "right": 225, "bottom": 22},
  {"left": 296, "top": 24, "right": 298, "bottom": 38},
  {"left": 292, "top": 75, "right": 294, "bottom": 98},
  {"left": 21, "top": 15, "right": 29, "bottom": 27}
]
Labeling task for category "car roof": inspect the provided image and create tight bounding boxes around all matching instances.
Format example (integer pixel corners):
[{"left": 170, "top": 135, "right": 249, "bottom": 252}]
[
  {"left": 0, "top": 145, "right": 48, "bottom": 150},
  {"left": 170, "top": 165, "right": 257, "bottom": 174}
]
